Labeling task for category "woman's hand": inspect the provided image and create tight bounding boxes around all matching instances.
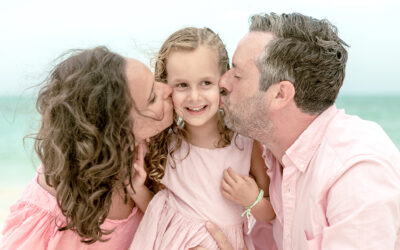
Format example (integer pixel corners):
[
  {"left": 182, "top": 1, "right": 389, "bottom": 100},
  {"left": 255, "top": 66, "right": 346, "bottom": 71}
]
[{"left": 221, "top": 167, "right": 259, "bottom": 207}]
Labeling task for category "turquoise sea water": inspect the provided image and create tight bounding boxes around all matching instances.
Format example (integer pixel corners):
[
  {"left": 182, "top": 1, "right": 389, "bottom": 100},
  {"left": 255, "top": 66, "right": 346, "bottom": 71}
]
[{"left": 0, "top": 95, "right": 399, "bottom": 187}]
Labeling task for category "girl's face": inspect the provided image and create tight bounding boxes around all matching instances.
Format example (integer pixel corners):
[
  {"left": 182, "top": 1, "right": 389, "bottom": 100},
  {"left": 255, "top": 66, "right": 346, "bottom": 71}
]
[
  {"left": 166, "top": 46, "right": 221, "bottom": 129},
  {"left": 125, "top": 58, "right": 173, "bottom": 142}
]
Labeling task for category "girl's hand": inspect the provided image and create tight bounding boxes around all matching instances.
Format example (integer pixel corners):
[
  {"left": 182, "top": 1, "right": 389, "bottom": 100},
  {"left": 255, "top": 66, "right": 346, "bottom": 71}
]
[
  {"left": 126, "top": 143, "right": 147, "bottom": 196},
  {"left": 221, "top": 167, "right": 259, "bottom": 207}
]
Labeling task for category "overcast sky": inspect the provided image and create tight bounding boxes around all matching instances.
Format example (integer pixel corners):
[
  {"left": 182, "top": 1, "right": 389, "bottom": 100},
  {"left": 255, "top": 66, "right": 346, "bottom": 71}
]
[{"left": 1, "top": 0, "right": 399, "bottom": 96}]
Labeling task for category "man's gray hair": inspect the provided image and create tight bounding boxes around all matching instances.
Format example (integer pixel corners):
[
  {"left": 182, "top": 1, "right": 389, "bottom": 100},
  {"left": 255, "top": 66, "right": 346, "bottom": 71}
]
[{"left": 250, "top": 13, "right": 348, "bottom": 114}]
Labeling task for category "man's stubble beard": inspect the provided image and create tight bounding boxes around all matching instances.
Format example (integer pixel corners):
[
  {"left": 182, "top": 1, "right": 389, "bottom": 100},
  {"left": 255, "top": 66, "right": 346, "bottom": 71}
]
[{"left": 222, "top": 93, "right": 272, "bottom": 141}]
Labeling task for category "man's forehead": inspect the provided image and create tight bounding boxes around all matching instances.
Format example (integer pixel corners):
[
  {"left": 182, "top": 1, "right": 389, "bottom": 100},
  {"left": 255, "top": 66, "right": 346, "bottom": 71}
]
[{"left": 233, "top": 32, "right": 274, "bottom": 66}]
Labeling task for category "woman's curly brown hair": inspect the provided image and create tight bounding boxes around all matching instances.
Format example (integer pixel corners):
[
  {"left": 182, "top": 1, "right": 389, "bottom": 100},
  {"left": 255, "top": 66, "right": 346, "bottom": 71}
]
[
  {"left": 145, "top": 27, "right": 234, "bottom": 189},
  {"left": 34, "top": 46, "right": 136, "bottom": 244}
]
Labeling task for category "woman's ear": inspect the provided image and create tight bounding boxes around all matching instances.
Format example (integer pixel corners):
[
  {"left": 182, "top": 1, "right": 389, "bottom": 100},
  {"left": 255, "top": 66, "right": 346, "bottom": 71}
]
[{"left": 269, "top": 81, "right": 295, "bottom": 110}]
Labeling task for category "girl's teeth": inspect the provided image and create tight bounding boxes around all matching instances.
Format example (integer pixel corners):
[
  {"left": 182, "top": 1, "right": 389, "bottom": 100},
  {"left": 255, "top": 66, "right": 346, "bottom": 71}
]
[{"left": 188, "top": 106, "right": 205, "bottom": 111}]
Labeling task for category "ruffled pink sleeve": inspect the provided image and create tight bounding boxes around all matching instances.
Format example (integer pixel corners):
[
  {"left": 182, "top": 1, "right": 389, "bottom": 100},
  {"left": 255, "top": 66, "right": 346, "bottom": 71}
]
[
  {"left": 1, "top": 175, "right": 143, "bottom": 250},
  {"left": 1, "top": 198, "right": 58, "bottom": 249},
  {"left": 0, "top": 174, "right": 88, "bottom": 250}
]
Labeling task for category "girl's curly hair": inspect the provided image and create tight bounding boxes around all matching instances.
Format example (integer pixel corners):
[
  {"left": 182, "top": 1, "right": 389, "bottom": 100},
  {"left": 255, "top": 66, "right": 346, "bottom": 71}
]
[
  {"left": 33, "top": 46, "right": 136, "bottom": 244},
  {"left": 145, "top": 27, "right": 234, "bottom": 189}
]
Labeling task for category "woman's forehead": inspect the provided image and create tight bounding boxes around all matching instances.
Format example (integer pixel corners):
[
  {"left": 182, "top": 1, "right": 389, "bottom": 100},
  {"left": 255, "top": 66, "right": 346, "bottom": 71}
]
[{"left": 125, "top": 58, "right": 154, "bottom": 106}]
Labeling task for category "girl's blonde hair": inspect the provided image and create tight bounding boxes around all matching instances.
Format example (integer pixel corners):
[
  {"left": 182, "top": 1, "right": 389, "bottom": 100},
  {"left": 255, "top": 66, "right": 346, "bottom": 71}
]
[{"left": 146, "top": 27, "right": 233, "bottom": 189}]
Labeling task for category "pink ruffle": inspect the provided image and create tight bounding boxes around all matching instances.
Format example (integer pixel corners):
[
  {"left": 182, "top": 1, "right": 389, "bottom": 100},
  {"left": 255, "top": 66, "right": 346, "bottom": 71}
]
[
  {"left": 1, "top": 175, "right": 142, "bottom": 250},
  {"left": 131, "top": 189, "right": 253, "bottom": 250}
]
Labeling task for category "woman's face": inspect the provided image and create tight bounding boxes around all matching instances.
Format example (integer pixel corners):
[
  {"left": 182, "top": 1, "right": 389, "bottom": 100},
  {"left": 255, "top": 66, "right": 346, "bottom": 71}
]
[{"left": 125, "top": 58, "right": 173, "bottom": 142}]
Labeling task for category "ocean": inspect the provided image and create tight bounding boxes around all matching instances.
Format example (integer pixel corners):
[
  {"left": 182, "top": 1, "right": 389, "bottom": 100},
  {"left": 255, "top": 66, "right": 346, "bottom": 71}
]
[
  {"left": 0, "top": 94, "right": 399, "bottom": 229},
  {"left": 1, "top": 94, "right": 400, "bottom": 186}
]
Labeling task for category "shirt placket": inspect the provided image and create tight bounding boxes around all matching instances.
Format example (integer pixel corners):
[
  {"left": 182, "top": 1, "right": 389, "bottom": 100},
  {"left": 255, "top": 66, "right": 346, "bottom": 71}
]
[{"left": 281, "top": 165, "right": 298, "bottom": 250}]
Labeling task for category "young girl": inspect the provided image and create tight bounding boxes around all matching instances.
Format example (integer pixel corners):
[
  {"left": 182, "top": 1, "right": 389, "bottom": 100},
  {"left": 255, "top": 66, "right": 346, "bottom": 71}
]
[{"left": 129, "top": 27, "right": 275, "bottom": 250}]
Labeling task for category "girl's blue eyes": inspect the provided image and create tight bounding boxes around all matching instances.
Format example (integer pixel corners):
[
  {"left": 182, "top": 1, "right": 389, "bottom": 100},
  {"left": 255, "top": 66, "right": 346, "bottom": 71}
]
[
  {"left": 175, "top": 81, "right": 212, "bottom": 88},
  {"left": 201, "top": 81, "right": 211, "bottom": 86},
  {"left": 176, "top": 83, "right": 187, "bottom": 88}
]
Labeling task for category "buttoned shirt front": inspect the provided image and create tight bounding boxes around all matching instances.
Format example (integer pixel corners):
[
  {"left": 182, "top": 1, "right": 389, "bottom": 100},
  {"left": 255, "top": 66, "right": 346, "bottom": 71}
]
[{"left": 264, "top": 105, "right": 400, "bottom": 250}]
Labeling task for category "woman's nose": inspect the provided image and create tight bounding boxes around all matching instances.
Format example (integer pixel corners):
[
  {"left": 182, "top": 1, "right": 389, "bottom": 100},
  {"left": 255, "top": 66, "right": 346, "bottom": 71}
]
[{"left": 159, "top": 82, "right": 172, "bottom": 99}]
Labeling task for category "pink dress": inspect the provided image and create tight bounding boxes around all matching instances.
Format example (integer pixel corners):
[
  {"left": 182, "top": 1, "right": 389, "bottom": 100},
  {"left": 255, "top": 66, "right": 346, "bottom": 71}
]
[
  {"left": 1, "top": 171, "right": 143, "bottom": 250},
  {"left": 130, "top": 134, "right": 255, "bottom": 250}
]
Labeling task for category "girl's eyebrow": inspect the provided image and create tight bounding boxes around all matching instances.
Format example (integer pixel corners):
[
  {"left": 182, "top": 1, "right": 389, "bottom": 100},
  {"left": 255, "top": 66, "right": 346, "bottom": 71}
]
[{"left": 171, "top": 78, "right": 188, "bottom": 83}]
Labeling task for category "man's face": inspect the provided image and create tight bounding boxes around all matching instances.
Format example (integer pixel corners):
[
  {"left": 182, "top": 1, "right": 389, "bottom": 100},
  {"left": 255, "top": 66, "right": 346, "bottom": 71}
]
[{"left": 219, "top": 32, "right": 274, "bottom": 138}]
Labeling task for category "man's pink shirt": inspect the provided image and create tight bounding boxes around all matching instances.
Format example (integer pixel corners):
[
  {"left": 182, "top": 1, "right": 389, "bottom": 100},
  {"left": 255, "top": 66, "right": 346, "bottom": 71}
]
[{"left": 263, "top": 105, "right": 400, "bottom": 250}]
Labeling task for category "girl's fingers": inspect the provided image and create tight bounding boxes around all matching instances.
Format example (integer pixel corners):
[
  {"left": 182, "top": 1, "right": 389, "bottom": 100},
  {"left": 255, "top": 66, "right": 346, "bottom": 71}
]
[
  {"left": 221, "top": 190, "right": 233, "bottom": 200},
  {"left": 134, "top": 163, "right": 146, "bottom": 177},
  {"left": 124, "top": 180, "right": 135, "bottom": 196},
  {"left": 227, "top": 168, "right": 242, "bottom": 183},
  {"left": 221, "top": 179, "right": 233, "bottom": 193},
  {"left": 243, "top": 175, "right": 256, "bottom": 184},
  {"left": 223, "top": 169, "right": 236, "bottom": 185},
  {"left": 136, "top": 143, "right": 144, "bottom": 165}
]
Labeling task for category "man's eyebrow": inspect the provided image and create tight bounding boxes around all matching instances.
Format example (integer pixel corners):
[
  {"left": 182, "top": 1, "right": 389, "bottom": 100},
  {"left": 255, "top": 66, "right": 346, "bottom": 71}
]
[
  {"left": 147, "top": 81, "right": 155, "bottom": 102},
  {"left": 232, "top": 63, "right": 237, "bottom": 68}
]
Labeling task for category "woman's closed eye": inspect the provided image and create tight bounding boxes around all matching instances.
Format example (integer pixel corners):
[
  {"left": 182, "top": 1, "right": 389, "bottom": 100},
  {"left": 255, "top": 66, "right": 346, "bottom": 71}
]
[{"left": 149, "top": 93, "right": 156, "bottom": 104}]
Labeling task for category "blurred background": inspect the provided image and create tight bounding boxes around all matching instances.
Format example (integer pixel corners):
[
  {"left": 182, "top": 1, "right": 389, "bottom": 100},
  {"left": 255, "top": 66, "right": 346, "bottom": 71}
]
[{"left": 1, "top": 0, "right": 399, "bottom": 231}]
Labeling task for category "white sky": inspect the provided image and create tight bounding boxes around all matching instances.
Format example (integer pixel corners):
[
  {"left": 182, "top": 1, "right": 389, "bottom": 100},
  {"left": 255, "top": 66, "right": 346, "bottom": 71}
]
[{"left": 1, "top": 0, "right": 399, "bottom": 95}]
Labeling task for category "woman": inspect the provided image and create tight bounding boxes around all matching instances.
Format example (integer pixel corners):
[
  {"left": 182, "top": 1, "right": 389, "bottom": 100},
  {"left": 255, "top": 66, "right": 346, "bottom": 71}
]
[{"left": 0, "top": 47, "right": 173, "bottom": 249}]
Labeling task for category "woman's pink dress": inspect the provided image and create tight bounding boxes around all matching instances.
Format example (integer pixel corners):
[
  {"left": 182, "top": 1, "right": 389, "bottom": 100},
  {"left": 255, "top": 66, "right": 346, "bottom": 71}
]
[
  {"left": 1, "top": 172, "right": 143, "bottom": 250},
  {"left": 130, "top": 134, "right": 255, "bottom": 250}
]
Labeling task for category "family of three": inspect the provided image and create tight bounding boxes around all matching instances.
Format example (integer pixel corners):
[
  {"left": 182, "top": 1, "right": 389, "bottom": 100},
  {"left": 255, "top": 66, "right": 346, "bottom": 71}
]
[{"left": 2, "top": 12, "right": 400, "bottom": 250}]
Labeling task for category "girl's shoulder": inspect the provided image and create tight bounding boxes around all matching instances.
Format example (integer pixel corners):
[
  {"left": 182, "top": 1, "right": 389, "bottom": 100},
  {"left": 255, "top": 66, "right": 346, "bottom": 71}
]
[{"left": 231, "top": 133, "right": 254, "bottom": 151}]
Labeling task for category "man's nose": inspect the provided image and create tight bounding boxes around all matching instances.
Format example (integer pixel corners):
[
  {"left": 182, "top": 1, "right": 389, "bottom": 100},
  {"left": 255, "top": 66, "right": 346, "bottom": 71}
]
[{"left": 219, "top": 70, "right": 232, "bottom": 95}]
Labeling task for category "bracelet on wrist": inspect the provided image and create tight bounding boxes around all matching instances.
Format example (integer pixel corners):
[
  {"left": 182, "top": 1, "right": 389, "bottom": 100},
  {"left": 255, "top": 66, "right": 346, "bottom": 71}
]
[{"left": 241, "top": 189, "right": 264, "bottom": 220}]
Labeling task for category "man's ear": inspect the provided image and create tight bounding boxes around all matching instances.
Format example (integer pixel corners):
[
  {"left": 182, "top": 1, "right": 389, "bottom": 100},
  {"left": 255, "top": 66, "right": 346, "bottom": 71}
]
[{"left": 269, "top": 81, "right": 295, "bottom": 110}]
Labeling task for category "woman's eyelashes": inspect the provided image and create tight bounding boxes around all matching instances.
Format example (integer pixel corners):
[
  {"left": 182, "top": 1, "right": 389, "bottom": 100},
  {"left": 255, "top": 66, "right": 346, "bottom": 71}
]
[{"left": 149, "top": 93, "right": 156, "bottom": 104}]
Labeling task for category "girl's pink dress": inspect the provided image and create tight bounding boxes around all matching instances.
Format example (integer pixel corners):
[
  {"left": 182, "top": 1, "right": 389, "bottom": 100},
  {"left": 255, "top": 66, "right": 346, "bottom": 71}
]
[
  {"left": 130, "top": 134, "right": 255, "bottom": 250},
  {"left": 1, "top": 171, "right": 143, "bottom": 250}
]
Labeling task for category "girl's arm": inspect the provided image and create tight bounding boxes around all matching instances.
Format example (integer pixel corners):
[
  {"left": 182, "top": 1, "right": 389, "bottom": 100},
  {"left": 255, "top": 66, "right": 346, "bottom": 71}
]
[
  {"left": 248, "top": 140, "right": 275, "bottom": 221},
  {"left": 221, "top": 140, "right": 275, "bottom": 222},
  {"left": 250, "top": 140, "right": 270, "bottom": 195},
  {"left": 126, "top": 143, "right": 154, "bottom": 213}
]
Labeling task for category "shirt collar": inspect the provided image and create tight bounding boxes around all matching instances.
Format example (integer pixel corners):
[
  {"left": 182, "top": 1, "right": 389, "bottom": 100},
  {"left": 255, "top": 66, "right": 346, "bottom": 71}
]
[{"left": 282, "top": 105, "right": 339, "bottom": 172}]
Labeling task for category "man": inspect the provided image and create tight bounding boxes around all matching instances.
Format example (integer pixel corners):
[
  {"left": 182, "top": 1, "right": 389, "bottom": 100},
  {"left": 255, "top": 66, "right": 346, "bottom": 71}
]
[{"left": 216, "top": 12, "right": 400, "bottom": 249}]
